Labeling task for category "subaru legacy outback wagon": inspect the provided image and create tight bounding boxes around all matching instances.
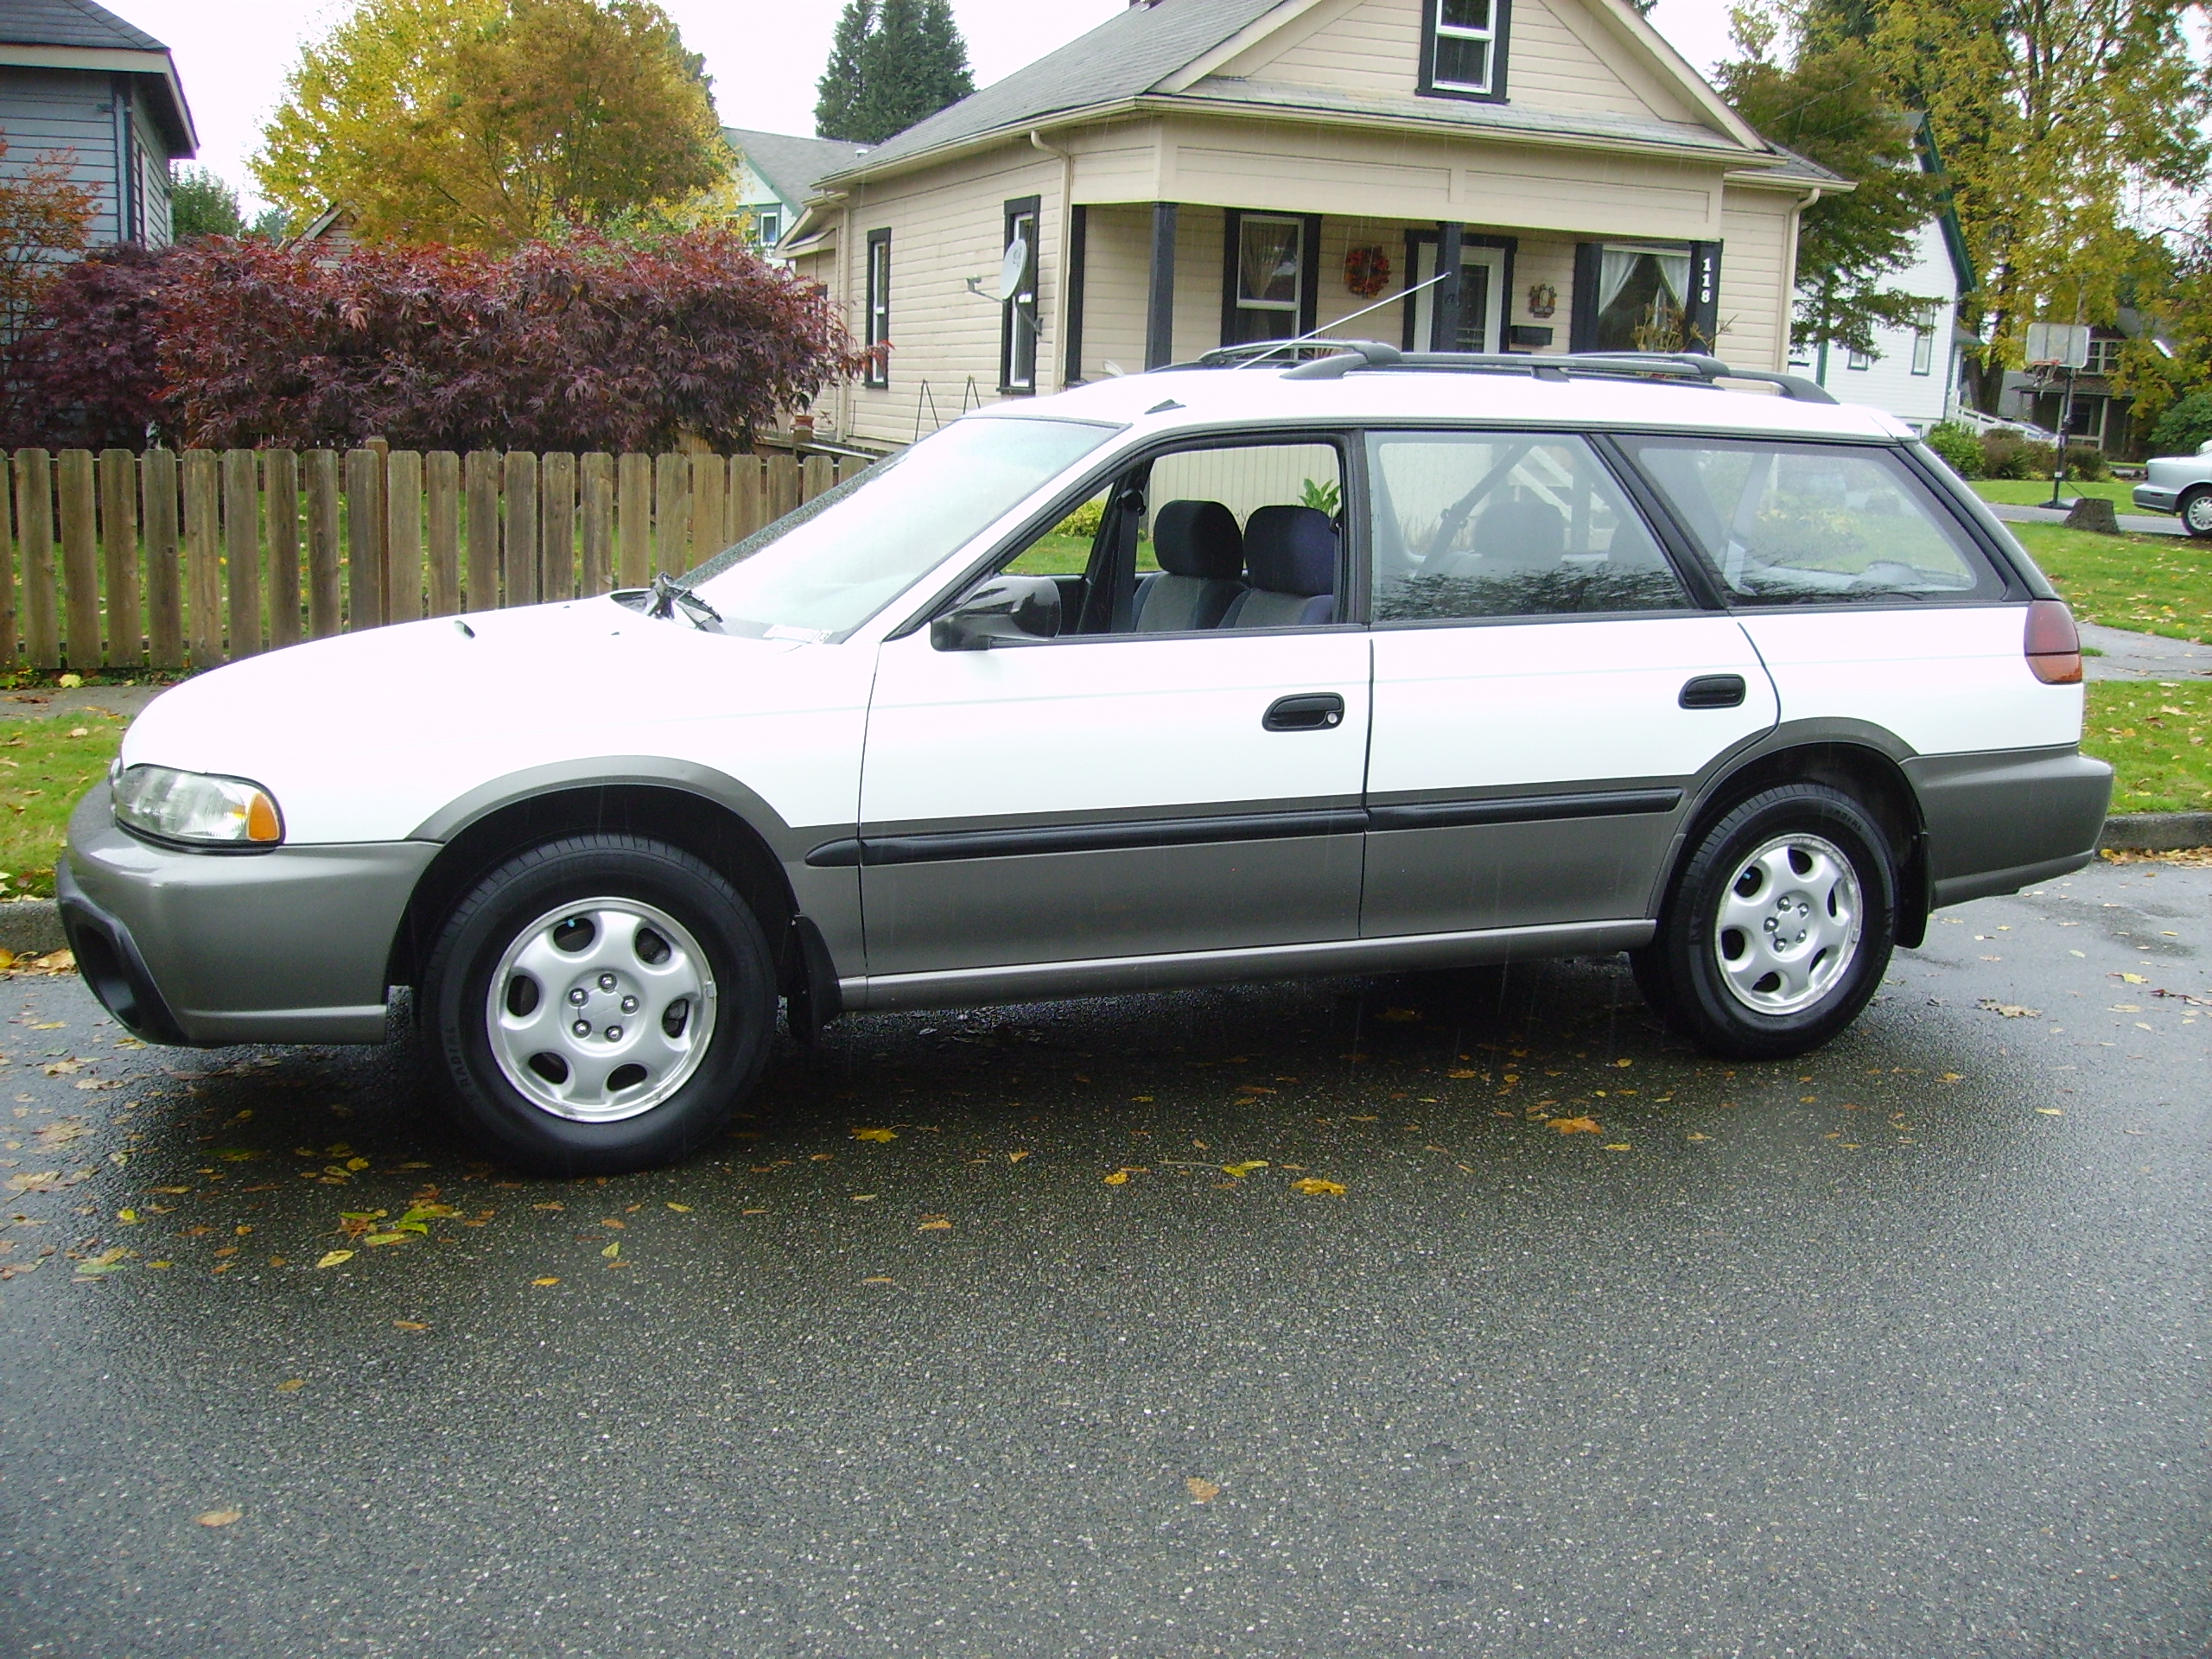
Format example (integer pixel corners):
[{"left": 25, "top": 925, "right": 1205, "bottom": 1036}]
[{"left": 60, "top": 347, "right": 2112, "bottom": 1172}]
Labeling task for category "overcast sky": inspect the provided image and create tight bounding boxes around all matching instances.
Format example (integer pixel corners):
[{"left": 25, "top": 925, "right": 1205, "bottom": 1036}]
[{"left": 116, "top": 0, "right": 1741, "bottom": 213}]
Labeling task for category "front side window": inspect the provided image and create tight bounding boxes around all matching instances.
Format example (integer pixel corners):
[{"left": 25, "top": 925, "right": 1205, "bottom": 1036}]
[
  {"left": 1368, "top": 431, "right": 1688, "bottom": 621},
  {"left": 1621, "top": 438, "right": 2004, "bottom": 607},
  {"left": 864, "top": 228, "right": 891, "bottom": 388},
  {"left": 1001, "top": 198, "right": 1039, "bottom": 393},
  {"left": 1592, "top": 244, "right": 1691, "bottom": 353},
  {"left": 1228, "top": 213, "right": 1306, "bottom": 344},
  {"left": 687, "top": 417, "right": 1117, "bottom": 639},
  {"left": 1425, "top": 0, "right": 1503, "bottom": 97}
]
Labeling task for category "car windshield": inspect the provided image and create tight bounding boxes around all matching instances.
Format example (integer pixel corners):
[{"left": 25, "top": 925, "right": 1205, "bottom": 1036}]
[{"left": 685, "top": 417, "right": 1119, "bottom": 639}]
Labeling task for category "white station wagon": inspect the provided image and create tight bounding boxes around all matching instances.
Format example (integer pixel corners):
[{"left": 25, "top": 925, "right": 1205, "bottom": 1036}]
[{"left": 60, "top": 347, "right": 2111, "bottom": 1172}]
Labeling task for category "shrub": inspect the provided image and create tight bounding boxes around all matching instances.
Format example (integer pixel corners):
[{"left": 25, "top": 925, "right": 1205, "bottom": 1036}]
[
  {"left": 2061, "top": 441, "right": 2108, "bottom": 482},
  {"left": 3, "top": 243, "right": 177, "bottom": 449},
  {"left": 1923, "top": 421, "right": 1983, "bottom": 479},
  {"left": 1980, "top": 429, "right": 2035, "bottom": 480},
  {"left": 2148, "top": 390, "right": 2212, "bottom": 457},
  {"left": 3, "top": 227, "right": 870, "bottom": 454},
  {"left": 1052, "top": 496, "right": 1106, "bottom": 539}
]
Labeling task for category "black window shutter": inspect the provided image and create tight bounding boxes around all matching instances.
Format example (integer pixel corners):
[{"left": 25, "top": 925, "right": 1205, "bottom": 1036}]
[
  {"left": 1569, "top": 242, "right": 1601, "bottom": 353},
  {"left": 1687, "top": 241, "right": 1724, "bottom": 353}
]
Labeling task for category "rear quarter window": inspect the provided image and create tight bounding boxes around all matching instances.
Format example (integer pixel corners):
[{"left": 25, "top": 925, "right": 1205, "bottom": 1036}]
[{"left": 1619, "top": 437, "right": 2008, "bottom": 607}]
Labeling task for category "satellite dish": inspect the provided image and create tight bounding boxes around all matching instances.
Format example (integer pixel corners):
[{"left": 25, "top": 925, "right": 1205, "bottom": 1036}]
[{"left": 992, "top": 236, "right": 1031, "bottom": 303}]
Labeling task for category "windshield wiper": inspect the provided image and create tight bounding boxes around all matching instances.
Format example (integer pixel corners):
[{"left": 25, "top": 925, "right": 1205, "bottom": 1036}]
[{"left": 613, "top": 572, "right": 724, "bottom": 629}]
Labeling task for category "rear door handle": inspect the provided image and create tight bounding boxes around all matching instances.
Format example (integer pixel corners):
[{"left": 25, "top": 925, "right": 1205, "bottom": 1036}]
[
  {"left": 1263, "top": 693, "right": 1346, "bottom": 732},
  {"left": 1679, "top": 674, "right": 1747, "bottom": 709}
]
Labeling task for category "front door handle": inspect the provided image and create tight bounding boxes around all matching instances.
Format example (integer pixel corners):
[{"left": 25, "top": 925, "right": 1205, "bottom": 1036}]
[
  {"left": 1263, "top": 693, "right": 1346, "bottom": 732},
  {"left": 1679, "top": 674, "right": 1747, "bottom": 709}
]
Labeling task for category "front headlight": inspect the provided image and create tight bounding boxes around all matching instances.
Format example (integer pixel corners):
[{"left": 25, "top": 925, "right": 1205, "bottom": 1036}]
[{"left": 112, "top": 766, "right": 284, "bottom": 847}]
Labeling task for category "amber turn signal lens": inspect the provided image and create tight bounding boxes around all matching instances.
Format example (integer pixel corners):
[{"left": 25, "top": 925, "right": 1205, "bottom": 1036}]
[
  {"left": 245, "top": 791, "right": 283, "bottom": 842},
  {"left": 2024, "top": 598, "right": 2082, "bottom": 685}
]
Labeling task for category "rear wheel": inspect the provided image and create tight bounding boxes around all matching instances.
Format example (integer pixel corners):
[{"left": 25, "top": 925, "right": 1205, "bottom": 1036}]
[
  {"left": 2180, "top": 486, "right": 2212, "bottom": 539},
  {"left": 1633, "top": 784, "right": 1895, "bottom": 1059},
  {"left": 422, "top": 834, "right": 776, "bottom": 1174}
]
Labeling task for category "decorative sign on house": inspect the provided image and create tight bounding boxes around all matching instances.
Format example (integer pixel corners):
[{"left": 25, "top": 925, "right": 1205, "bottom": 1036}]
[{"left": 772, "top": 0, "right": 1842, "bottom": 447}]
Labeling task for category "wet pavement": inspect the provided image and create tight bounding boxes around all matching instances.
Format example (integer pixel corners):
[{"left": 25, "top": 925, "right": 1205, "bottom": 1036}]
[
  {"left": 1, "top": 859, "right": 2206, "bottom": 1658},
  {"left": 2082, "top": 622, "right": 2212, "bottom": 683}
]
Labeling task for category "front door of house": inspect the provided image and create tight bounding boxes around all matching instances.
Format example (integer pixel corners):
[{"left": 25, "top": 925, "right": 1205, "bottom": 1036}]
[{"left": 1405, "top": 238, "right": 1506, "bottom": 353}]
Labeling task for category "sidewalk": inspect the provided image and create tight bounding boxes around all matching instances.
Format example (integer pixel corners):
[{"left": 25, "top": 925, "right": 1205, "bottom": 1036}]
[{"left": 2079, "top": 621, "right": 2212, "bottom": 682}]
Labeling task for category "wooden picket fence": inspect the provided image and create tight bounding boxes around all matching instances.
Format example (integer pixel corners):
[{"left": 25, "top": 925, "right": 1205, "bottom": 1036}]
[{"left": 0, "top": 444, "right": 867, "bottom": 672}]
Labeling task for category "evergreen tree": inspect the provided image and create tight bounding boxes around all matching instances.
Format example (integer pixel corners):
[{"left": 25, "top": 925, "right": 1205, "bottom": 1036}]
[
  {"left": 814, "top": 0, "right": 974, "bottom": 145},
  {"left": 815, "top": 0, "right": 876, "bottom": 142},
  {"left": 169, "top": 165, "right": 245, "bottom": 239}
]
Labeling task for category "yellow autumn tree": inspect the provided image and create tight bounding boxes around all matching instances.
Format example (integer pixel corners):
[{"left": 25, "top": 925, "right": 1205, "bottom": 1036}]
[{"left": 252, "top": 0, "right": 728, "bottom": 250}]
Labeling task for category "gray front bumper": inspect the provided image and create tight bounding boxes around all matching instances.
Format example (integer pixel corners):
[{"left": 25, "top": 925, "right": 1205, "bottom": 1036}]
[
  {"left": 2132, "top": 485, "right": 2179, "bottom": 514},
  {"left": 59, "top": 783, "right": 436, "bottom": 1046}
]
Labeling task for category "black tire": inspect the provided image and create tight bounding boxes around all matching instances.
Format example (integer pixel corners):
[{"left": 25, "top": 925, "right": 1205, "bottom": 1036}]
[
  {"left": 2180, "top": 486, "right": 2212, "bottom": 540},
  {"left": 1631, "top": 784, "right": 1896, "bottom": 1060},
  {"left": 420, "top": 833, "right": 777, "bottom": 1175}
]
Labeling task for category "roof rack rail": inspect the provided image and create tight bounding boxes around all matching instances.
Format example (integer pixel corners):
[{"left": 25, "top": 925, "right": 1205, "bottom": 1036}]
[
  {"left": 1246, "top": 341, "right": 1835, "bottom": 404},
  {"left": 1176, "top": 339, "right": 1382, "bottom": 369}
]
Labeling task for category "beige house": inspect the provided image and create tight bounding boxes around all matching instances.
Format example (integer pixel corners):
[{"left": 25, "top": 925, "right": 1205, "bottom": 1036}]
[{"left": 784, "top": 0, "right": 1840, "bottom": 449}]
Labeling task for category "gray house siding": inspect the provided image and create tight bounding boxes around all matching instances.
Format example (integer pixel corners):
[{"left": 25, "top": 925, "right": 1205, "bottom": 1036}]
[{"left": 0, "top": 66, "right": 127, "bottom": 242}]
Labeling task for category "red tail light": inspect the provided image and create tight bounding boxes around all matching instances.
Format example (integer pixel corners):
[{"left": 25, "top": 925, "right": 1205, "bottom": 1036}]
[{"left": 2024, "top": 598, "right": 2082, "bottom": 685}]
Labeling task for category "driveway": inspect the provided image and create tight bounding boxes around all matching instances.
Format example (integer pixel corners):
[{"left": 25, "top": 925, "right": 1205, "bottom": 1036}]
[{"left": 1, "top": 858, "right": 2206, "bottom": 1657}]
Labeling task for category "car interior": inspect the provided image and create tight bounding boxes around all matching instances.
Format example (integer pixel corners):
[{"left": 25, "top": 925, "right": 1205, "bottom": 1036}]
[{"left": 983, "top": 441, "right": 1346, "bottom": 639}]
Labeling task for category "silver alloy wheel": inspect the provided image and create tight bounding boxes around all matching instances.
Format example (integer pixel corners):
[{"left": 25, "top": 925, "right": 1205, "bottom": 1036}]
[
  {"left": 1711, "top": 832, "right": 1864, "bottom": 1017},
  {"left": 486, "top": 898, "right": 718, "bottom": 1123},
  {"left": 2185, "top": 492, "right": 2212, "bottom": 537}
]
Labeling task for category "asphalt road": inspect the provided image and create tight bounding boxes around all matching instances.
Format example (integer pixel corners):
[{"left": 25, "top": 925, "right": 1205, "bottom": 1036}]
[{"left": 2, "top": 859, "right": 2206, "bottom": 1659}]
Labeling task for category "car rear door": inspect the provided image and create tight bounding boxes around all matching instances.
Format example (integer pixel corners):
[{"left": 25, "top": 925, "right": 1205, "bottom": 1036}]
[{"left": 1358, "top": 429, "right": 1778, "bottom": 939}]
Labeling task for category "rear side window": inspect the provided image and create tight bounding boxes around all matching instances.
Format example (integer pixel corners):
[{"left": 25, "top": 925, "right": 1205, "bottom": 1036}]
[
  {"left": 1366, "top": 431, "right": 1688, "bottom": 621},
  {"left": 1619, "top": 438, "right": 2005, "bottom": 606}
]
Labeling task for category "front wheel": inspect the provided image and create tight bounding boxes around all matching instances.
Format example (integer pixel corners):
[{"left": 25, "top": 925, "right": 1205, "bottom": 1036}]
[
  {"left": 421, "top": 834, "right": 777, "bottom": 1174},
  {"left": 2179, "top": 487, "right": 2212, "bottom": 540},
  {"left": 1632, "top": 785, "right": 1896, "bottom": 1060}
]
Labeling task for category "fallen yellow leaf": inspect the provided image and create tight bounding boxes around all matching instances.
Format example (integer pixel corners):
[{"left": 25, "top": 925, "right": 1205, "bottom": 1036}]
[
  {"left": 194, "top": 1509, "right": 242, "bottom": 1528},
  {"left": 1446, "top": 1069, "right": 1478, "bottom": 1079},
  {"left": 393, "top": 1320, "right": 429, "bottom": 1331},
  {"left": 313, "top": 1250, "right": 353, "bottom": 1269},
  {"left": 918, "top": 1218, "right": 952, "bottom": 1231},
  {"left": 1553, "top": 1116, "right": 1601, "bottom": 1135},
  {"left": 531, "top": 1276, "right": 560, "bottom": 1286},
  {"left": 2117, "top": 972, "right": 2149, "bottom": 983},
  {"left": 2036, "top": 1108, "right": 2063, "bottom": 1116},
  {"left": 1290, "top": 1177, "right": 1345, "bottom": 1196},
  {"left": 600, "top": 1242, "right": 620, "bottom": 1259},
  {"left": 274, "top": 1378, "right": 304, "bottom": 1393},
  {"left": 1221, "top": 1160, "right": 1268, "bottom": 1178},
  {"left": 1686, "top": 1131, "right": 1710, "bottom": 1142},
  {"left": 852, "top": 1128, "right": 897, "bottom": 1142},
  {"left": 344, "top": 1157, "right": 369, "bottom": 1172},
  {"left": 1007, "top": 1150, "right": 1030, "bottom": 1162},
  {"left": 665, "top": 1202, "right": 692, "bottom": 1212},
  {"left": 1603, "top": 1142, "right": 1631, "bottom": 1151},
  {"left": 1103, "top": 1169, "right": 1130, "bottom": 1185},
  {"left": 1186, "top": 1477, "right": 1222, "bottom": 1503},
  {"left": 861, "top": 1275, "right": 894, "bottom": 1284}
]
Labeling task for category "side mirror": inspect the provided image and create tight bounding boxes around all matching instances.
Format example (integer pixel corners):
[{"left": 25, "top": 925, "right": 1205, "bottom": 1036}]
[{"left": 930, "top": 575, "right": 1063, "bottom": 652}]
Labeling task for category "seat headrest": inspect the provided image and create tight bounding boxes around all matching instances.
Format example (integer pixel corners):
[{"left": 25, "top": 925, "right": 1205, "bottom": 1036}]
[
  {"left": 1243, "top": 505, "right": 1337, "bottom": 598},
  {"left": 1472, "top": 497, "right": 1567, "bottom": 567},
  {"left": 1151, "top": 500, "right": 1243, "bottom": 580}
]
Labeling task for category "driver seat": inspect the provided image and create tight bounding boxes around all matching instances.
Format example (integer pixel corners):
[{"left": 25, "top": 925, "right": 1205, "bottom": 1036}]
[{"left": 1132, "top": 500, "right": 1246, "bottom": 632}]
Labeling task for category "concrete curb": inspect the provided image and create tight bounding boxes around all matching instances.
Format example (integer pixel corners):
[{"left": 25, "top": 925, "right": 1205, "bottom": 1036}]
[
  {"left": 0, "top": 899, "right": 65, "bottom": 957},
  {"left": 2098, "top": 811, "right": 2212, "bottom": 853}
]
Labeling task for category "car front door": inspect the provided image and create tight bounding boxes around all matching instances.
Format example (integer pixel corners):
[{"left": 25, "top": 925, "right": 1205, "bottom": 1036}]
[
  {"left": 1359, "top": 429, "right": 1779, "bottom": 939},
  {"left": 855, "top": 437, "right": 1370, "bottom": 981}
]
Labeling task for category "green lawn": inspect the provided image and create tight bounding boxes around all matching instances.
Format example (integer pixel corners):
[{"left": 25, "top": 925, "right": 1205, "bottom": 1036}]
[
  {"left": 2083, "top": 681, "right": 2212, "bottom": 814},
  {"left": 0, "top": 714, "right": 124, "bottom": 896},
  {"left": 1004, "top": 535, "right": 1163, "bottom": 578},
  {"left": 1973, "top": 479, "right": 2164, "bottom": 513},
  {"left": 2007, "top": 522, "right": 2212, "bottom": 646}
]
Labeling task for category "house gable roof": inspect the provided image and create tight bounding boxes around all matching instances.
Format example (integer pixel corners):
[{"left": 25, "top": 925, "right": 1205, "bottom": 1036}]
[
  {"left": 826, "top": 0, "right": 1783, "bottom": 187},
  {"left": 0, "top": 0, "right": 196, "bottom": 154},
  {"left": 722, "top": 128, "right": 873, "bottom": 210}
]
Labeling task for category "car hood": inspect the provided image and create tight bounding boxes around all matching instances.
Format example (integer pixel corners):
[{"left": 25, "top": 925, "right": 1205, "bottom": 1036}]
[{"left": 120, "top": 599, "right": 874, "bottom": 843}]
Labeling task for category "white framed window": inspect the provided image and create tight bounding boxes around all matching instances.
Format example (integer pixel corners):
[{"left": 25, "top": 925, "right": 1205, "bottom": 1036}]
[
  {"left": 864, "top": 228, "right": 891, "bottom": 389},
  {"left": 1422, "top": 0, "right": 1507, "bottom": 99},
  {"left": 2086, "top": 337, "right": 2124, "bottom": 374},
  {"left": 1910, "top": 317, "right": 1935, "bottom": 376},
  {"left": 1232, "top": 213, "right": 1304, "bottom": 344},
  {"left": 756, "top": 208, "right": 780, "bottom": 247},
  {"left": 1000, "top": 197, "right": 1040, "bottom": 393},
  {"left": 1846, "top": 345, "right": 1872, "bottom": 371}
]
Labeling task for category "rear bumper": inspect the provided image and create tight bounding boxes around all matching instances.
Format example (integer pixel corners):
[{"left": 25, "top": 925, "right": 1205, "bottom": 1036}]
[
  {"left": 59, "top": 783, "right": 435, "bottom": 1046},
  {"left": 2131, "top": 485, "right": 2179, "bottom": 514},
  {"left": 1907, "top": 746, "right": 2113, "bottom": 907}
]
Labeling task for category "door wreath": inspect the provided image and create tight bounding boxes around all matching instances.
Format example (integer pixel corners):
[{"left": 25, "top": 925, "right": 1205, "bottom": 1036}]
[{"left": 1344, "top": 245, "right": 1392, "bottom": 298}]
